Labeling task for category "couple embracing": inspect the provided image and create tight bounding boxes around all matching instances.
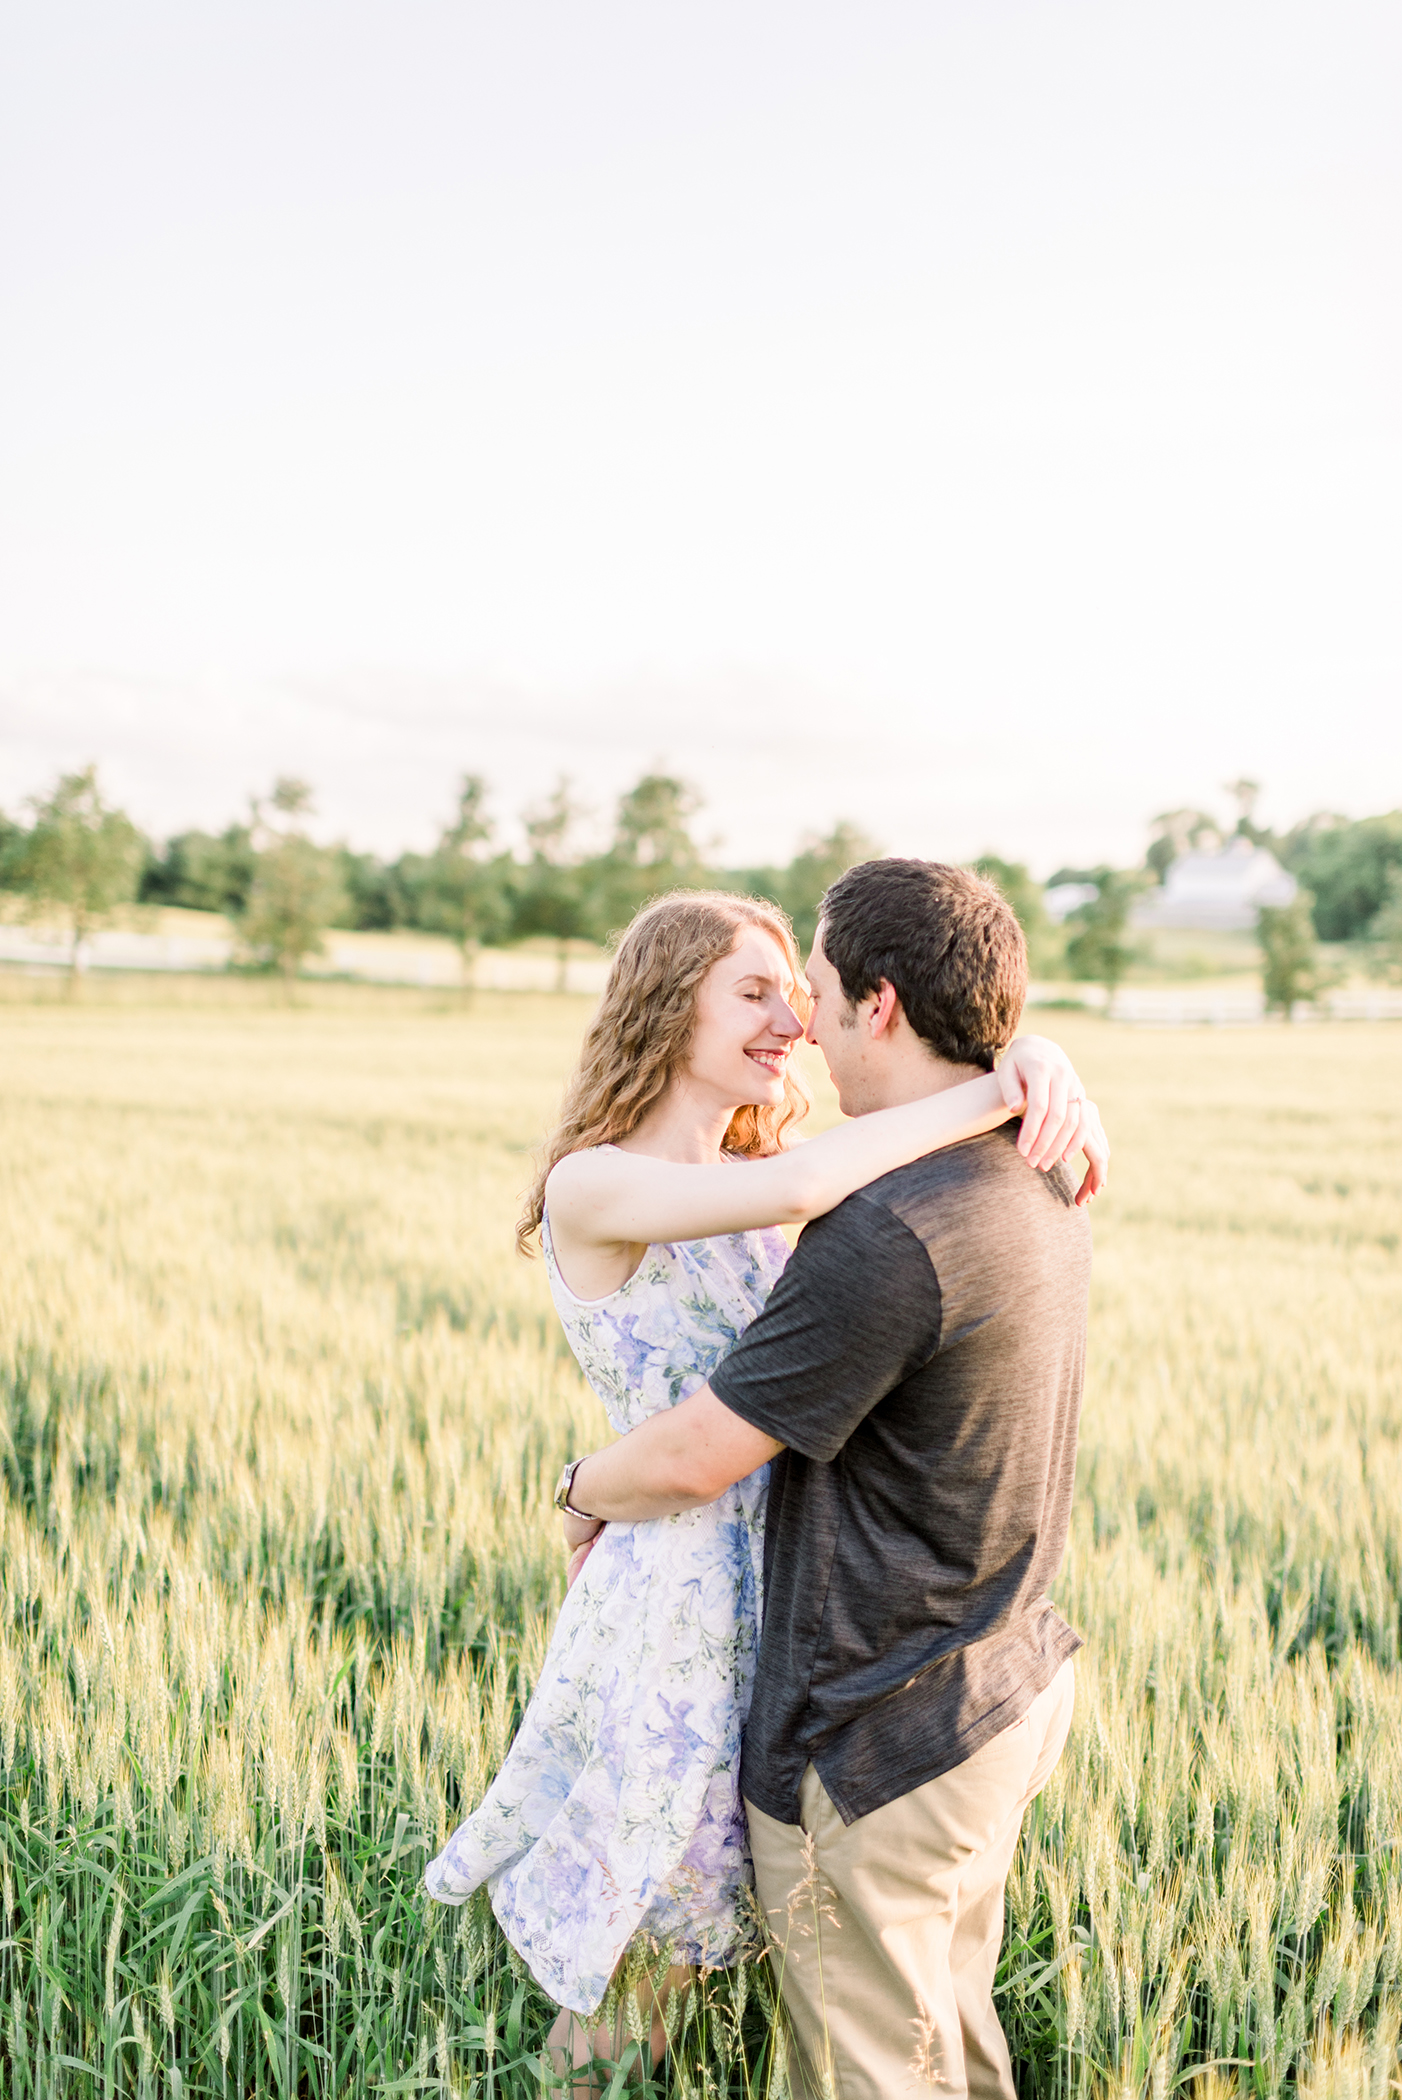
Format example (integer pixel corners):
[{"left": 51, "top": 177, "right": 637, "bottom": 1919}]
[{"left": 426, "top": 858, "right": 1104, "bottom": 2098}]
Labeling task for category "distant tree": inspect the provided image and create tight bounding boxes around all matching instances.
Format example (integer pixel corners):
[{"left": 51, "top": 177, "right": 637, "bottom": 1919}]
[
  {"left": 1223, "top": 777, "right": 1263, "bottom": 838},
  {"left": 971, "top": 856, "right": 1058, "bottom": 976},
  {"left": 0, "top": 810, "right": 25, "bottom": 889},
  {"left": 594, "top": 773, "right": 708, "bottom": 931},
  {"left": 139, "top": 824, "right": 256, "bottom": 917},
  {"left": 1064, "top": 868, "right": 1146, "bottom": 1004},
  {"left": 614, "top": 773, "right": 704, "bottom": 870},
  {"left": 1287, "top": 811, "right": 1402, "bottom": 941},
  {"left": 512, "top": 778, "right": 597, "bottom": 990},
  {"left": 8, "top": 765, "right": 146, "bottom": 989},
  {"left": 240, "top": 778, "right": 348, "bottom": 996},
  {"left": 774, "top": 823, "right": 879, "bottom": 957},
  {"left": 1258, "top": 892, "right": 1322, "bottom": 1018},
  {"left": 1145, "top": 809, "right": 1221, "bottom": 886},
  {"left": 1363, "top": 866, "right": 1402, "bottom": 986},
  {"left": 411, "top": 776, "right": 513, "bottom": 988},
  {"left": 336, "top": 848, "right": 404, "bottom": 932},
  {"left": 1271, "top": 809, "right": 1348, "bottom": 873}
]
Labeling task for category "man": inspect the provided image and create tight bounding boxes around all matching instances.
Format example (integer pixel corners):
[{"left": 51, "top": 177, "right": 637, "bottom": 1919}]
[{"left": 562, "top": 858, "right": 1095, "bottom": 2099}]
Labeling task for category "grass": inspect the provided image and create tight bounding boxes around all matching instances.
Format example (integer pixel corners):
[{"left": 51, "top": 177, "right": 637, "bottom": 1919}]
[{"left": 0, "top": 983, "right": 1399, "bottom": 2096}]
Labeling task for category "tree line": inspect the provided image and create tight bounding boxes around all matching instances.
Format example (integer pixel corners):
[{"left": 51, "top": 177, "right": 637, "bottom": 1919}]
[
  {"left": 0, "top": 766, "right": 882, "bottom": 990},
  {"left": 1, "top": 764, "right": 1398, "bottom": 1010}
]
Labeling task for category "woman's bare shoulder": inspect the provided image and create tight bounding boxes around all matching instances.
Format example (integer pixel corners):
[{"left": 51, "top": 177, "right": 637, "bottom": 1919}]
[{"left": 544, "top": 1146, "right": 619, "bottom": 1202}]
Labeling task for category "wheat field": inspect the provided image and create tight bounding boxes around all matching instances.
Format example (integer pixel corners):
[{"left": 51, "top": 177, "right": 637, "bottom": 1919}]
[{"left": 0, "top": 981, "right": 1398, "bottom": 2097}]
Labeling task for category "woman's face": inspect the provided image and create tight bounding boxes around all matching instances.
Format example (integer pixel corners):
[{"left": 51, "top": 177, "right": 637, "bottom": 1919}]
[{"left": 684, "top": 925, "right": 805, "bottom": 1111}]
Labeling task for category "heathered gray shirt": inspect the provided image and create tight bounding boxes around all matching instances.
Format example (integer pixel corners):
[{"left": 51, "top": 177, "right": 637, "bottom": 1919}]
[{"left": 710, "top": 1122, "right": 1091, "bottom": 1826}]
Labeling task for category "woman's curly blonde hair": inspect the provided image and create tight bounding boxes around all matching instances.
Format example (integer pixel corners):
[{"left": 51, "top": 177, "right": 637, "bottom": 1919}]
[{"left": 517, "top": 889, "right": 811, "bottom": 1254}]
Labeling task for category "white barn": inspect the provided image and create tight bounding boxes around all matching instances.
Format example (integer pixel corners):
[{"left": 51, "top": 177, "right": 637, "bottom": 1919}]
[{"left": 1133, "top": 838, "right": 1297, "bottom": 931}]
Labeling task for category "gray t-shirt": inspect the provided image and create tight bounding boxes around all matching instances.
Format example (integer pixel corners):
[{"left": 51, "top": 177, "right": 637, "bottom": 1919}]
[{"left": 710, "top": 1122, "right": 1091, "bottom": 1826}]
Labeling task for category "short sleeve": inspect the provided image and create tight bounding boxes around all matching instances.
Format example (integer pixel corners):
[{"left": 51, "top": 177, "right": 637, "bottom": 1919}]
[{"left": 709, "top": 1195, "right": 942, "bottom": 1462}]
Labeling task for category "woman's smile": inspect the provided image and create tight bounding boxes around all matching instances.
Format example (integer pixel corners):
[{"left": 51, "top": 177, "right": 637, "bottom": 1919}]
[{"left": 744, "top": 1045, "right": 790, "bottom": 1075}]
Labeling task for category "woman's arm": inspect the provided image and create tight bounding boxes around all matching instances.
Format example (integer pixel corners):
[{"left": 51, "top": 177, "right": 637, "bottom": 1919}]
[{"left": 545, "top": 1038, "right": 1107, "bottom": 1255}]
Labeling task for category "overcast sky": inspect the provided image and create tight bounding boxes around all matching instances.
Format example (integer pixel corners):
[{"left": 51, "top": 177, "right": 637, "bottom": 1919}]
[{"left": 2, "top": 1, "right": 1398, "bottom": 870}]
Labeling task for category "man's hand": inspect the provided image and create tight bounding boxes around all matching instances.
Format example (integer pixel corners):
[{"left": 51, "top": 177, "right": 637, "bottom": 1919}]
[
  {"left": 997, "top": 1036, "right": 1109, "bottom": 1207},
  {"left": 562, "top": 1508, "right": 603, "bottom": 1553},
  {"left": 561, "top": 1507, "right": 603, "bottom": 1588}
]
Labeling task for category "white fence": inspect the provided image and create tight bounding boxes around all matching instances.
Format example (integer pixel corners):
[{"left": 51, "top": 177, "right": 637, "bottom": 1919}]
[
  {"left": 0, "top": 922, "right": 614, "bottom": 993},
  {"left": 2, "top": 925, "right": 1398, "bottom": 1020},
  {"left": 1027, "top": 982, "right": 1402, "bottom": 1025}
]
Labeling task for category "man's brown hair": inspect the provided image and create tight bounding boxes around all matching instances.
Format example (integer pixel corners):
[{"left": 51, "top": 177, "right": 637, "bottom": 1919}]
[{"left": 817, "top": 858, "right": 1027, "bottom": 1070}]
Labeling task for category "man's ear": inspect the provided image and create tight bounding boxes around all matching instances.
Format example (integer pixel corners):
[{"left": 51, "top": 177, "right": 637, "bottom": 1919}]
[{"left": 867, "top": 980, "right": 901, "bottom": 1038}]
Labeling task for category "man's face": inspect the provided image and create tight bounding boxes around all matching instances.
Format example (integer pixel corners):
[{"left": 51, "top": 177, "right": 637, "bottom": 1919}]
[{"left": 804, "top": 926, "right": 876, "bottom": 1116}]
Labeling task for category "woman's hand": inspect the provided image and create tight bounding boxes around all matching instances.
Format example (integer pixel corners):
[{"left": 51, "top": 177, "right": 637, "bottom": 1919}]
[
  {"left": 997, "top": 1035, "right": 1109, "bottom": 1207},
  {"left": 562, "top": 1504, "right": 604, "bottom": 1586}
]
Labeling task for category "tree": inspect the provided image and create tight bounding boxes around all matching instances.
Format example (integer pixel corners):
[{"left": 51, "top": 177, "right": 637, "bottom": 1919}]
[
  {"left": 8, "top": 765, "right": 145, "bottom": 989},
  {"left": 613, "top": 773, "right": 704, "bottom": 871},
  {"left": 1258, "top": 892, "right": 1322, "bottom": 1018},
  {"left": 1223, "top": 777, "right": 1262, "bottom": 837},
  {"left": 775, "top": 823, "right": 879, "bottom": 956},
  {"left": 336, "top": 848, "right": 405, "bottom": 931},
  {"left": 1271, "top": 809, "right": 1347, "bottom": 873},
  {"left": 1064, "top": 868, "right": 1145, "bottom": 1004},
  {"left": 240, "top": 778, "right": 348, "bottom": 996},
  {"left": 512, "top": 778, "right": 597, "bottom": 990},
  {"left": 1287, "top": 811, "right": 1402, "bottom": 941},
  {"left": 139, "top": 824, "right": 256, "bottom": 917},
  {"left": 1145, "top": 809, "right": 1221, "bottom": 886},
  {"left": 972, "top": 856, "right": 1058, "bottom": 976},
  {"left": 412, "top": 776, "right": 513, "bottom": 989},
  {"left": 1364, "top": 866, "right": 1402, "bottom": 986},
  {"left": 0, "top": 810, "right": 25, "bottom": 889},
  {"left": 594, "top": 773, "right": 708, "bottom": 931}
]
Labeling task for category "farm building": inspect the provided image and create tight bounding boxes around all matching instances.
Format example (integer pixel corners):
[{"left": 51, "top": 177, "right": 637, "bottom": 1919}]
[{"left": 1133, "top": 837, "right": 1297, "bottom": 930}]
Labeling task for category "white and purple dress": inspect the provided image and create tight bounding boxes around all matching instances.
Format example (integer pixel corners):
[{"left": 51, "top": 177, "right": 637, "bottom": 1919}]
[{"left": 423, "top": 1213, "right": 790, "bottom": 2016}]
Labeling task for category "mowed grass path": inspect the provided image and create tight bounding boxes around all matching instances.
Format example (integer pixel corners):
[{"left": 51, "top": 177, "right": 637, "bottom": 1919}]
[{"left": 0, "top": 988, "right": 1399, "bottom": 2097}]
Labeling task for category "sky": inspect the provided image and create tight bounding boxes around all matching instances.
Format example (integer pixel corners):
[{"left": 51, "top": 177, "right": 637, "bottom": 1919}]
[{"left": 2, "top": 0, "right": 1399, "bottom": 871}]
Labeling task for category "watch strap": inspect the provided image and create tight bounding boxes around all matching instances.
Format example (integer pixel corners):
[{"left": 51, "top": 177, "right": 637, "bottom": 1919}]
[{"left": 555, "top": 1457, "right": 597, "bottom": 1521}]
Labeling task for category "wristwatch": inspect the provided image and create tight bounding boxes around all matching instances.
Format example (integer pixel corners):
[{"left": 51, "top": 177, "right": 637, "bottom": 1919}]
[{"left": 553, "top": 1458, "right": 597, "bottom": 1521}]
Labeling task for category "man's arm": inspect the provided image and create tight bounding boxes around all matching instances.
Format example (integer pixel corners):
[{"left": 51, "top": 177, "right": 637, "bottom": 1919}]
[
  {"left": 562, "top": 1196, "right": 941, "bottom": 1555},
  {"left": 564, "top": 1388, "right": 782, "bottom": 1545}
]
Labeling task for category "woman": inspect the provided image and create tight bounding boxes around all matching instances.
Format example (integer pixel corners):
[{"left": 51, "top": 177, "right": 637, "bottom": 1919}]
[{"left": 424, "top": 888, "right": 1104, "bottom": 2079}]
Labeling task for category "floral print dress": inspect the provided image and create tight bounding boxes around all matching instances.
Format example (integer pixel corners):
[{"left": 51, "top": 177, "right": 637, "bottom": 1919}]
[{"left": 423, "top": 1213, "right": 791, "bottom": 2016}]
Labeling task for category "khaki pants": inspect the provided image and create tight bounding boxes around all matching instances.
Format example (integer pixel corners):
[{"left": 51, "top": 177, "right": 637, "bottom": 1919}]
[{"left": 746, "top": 1660, "right": 1075, "bottom": 2100}]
